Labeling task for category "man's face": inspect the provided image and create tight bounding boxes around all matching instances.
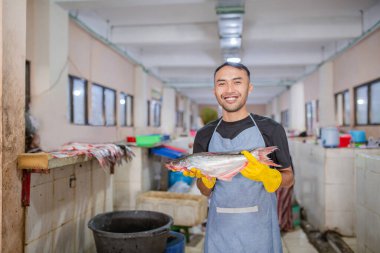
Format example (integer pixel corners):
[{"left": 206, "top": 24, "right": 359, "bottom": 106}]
[{"left": 214, "top": 66, "right": 253, "bottom": 113}]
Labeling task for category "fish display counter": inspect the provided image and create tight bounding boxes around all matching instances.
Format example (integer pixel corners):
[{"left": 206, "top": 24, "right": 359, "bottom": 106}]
[{"left": 289, "top": 139, "right": 380, "bottom": 236}]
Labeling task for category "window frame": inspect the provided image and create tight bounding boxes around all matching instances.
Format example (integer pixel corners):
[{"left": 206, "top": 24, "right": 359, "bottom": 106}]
[
  {"left": 151, "top": 99, "right": 162, "bottom": 127},
  {"left": 335, "top": 89, "right": 350, "bottom": 126},
  {"left": 69, "top": 75, "right": 88, "bottom": 125},
  {"left": 280, "top": 109, "right": 289, "bottom": 128},
  {"left": 354, "top": 78, "right": 380, "bottom": 126}
]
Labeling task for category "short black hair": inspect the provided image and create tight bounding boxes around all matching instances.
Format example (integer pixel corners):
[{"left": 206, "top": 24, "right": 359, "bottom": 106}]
[{"left": 214, "top": 62, "right": 251, "bottom": 81}]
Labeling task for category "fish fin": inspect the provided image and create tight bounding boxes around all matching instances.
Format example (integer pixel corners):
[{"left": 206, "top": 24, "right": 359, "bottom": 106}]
[
  {"left": 217, "top": 162, "right": 248, "bottom": 181},
  {"left": 253, "top": 146, "right": 282, "bottom": 167}
]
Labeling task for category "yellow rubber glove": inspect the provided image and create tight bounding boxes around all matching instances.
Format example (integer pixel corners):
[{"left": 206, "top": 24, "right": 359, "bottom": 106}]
[
  {"left": 240, "top": 150, "right": 282, "bottom": 193},
  {"left": 183, "top": 168, "right": 216, "bottom": 189}
]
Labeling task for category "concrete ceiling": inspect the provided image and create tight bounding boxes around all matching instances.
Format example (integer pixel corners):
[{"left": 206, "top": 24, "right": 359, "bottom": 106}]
[{"left": 56, "top": 0, "right": 380, "bottom": 105}]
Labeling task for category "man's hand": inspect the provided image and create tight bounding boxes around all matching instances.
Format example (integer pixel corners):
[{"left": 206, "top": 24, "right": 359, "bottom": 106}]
[
  {"left": 240, "top": 150, "right": 282, "bottom": 193},
  {"left": 183, "top": 168, "right": 216, "bottom": 189}
]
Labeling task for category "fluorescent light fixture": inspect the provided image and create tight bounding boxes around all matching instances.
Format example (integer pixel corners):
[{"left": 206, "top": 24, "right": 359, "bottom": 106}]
[
  {"left": 220, "top": 36, "right": 241, "bottom": 49},
  {"left": 226, "top": 57, "right": 241, "bottom": 63}
]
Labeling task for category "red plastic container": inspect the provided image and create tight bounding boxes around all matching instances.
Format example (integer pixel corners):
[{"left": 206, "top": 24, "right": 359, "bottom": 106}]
[
  {"left": 126, "top": 136, "right": 136, "bottom": 143},
  {"left": 339, "top": 134, "right": 351, "bottom": 148}
]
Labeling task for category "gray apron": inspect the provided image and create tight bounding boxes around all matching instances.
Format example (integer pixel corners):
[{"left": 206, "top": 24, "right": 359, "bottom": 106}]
[{"left": 205, "top": 114, "right": 282, "bottom": 253}]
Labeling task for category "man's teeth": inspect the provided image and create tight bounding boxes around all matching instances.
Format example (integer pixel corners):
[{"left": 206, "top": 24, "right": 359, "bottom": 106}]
[{"left": 225, "top": 97, "right": 237, "bottom": 101}]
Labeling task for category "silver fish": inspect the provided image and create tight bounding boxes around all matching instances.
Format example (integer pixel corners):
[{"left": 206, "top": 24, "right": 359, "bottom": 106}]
[{"left": 165, "top": 146, "right": 280, "bottom": 181}]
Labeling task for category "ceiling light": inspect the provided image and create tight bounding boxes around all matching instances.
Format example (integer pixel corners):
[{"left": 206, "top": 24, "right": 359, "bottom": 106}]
[
  {"left": 226, "top": 57, "right": 241, "bottom": 63},
  {"left": 220, "top": 36, "right": 241, "bottom": 49},
  {"left": 73, "top": 90, "right": 82, "bottom": 96}
]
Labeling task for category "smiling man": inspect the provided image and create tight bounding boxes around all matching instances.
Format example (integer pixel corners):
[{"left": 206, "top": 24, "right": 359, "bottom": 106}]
[{"left": 191, "top": 62, "right": 294, "bottom": 253}]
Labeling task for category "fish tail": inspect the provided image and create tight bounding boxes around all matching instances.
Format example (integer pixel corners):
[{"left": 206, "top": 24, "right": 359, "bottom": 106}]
[{"left": 253, "top": 146, "right": 282, "bottom": 167}]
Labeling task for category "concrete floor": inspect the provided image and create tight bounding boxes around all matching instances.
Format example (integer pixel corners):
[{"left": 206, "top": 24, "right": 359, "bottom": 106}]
[{"left": 185, "top": 228, "right": 319, "bottom": 253}]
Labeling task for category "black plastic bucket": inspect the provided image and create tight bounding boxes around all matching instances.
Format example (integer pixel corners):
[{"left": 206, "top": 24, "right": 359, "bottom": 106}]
[{"left": 88, "top": 210, "right": 173, "bottom": 253}]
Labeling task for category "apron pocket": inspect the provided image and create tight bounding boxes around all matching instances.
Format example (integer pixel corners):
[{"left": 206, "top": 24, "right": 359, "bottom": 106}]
[{"left": 216, "top": 205, "right": 258, "bottom": 214}]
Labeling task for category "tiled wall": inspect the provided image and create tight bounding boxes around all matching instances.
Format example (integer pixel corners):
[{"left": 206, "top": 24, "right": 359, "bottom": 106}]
[
  {"left": 289, "top": 140, "right": 380, "bottom": 236},
  {"left": 356, "top": 154, "right": 380, "bottom": 253},
  {"left": 24, "top": 160, "right": 113, "bottom": 253},
  {"left": 114, "top": 146, "right": 158, "bottom": 211}
]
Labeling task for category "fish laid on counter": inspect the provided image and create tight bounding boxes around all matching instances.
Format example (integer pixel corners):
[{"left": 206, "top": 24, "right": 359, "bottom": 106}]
[
  {"left": 51, "top": 142, "right": 135, "bottom": 168},
  {"left": 165, "top": 146, "right": 281, "bottom": 181}
]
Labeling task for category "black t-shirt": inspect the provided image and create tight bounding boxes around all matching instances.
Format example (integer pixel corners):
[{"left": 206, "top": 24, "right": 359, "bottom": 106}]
[{"left": 193, "top": 113, "right": 292, "bottom": 169}]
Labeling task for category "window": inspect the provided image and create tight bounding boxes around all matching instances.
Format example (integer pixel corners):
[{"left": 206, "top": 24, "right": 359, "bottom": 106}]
[
  {"left": 119, "top": 93, "right": 134, "bottom": 127},
  {"left": 90, "top": 84, "right": 104, "bottom": 126},
  {"left": 119, "top": 93, "right": 127, "bottom": 126},
  {"left": 305, "top": 100, "right": 319, "bottom": 135},
  {"left": 151, "top": 99, "right": 161, "bottom": 127},
  {"left": 104, "top": 88, "right": 116, "bottom": 126},
  {"left": 176, "top": 111, "right": 184, "bottom": 127},
  {"left": 69, "top": 75, "right": 87, "bottom": 125},
  {"left": 126, "top": 95, "right": 133, "bottom": 126},
  {"left": 355, "top": 79, "right": 380, "bottom": 125},
  {"left": 280, "top": 110, "right": 289, "bottom": 128},
  {"left": 335, "top": 90, "right": 350, "bottom": 126},
  {"left": 90, "top": 83, "right": 116, "bottom": 126}
]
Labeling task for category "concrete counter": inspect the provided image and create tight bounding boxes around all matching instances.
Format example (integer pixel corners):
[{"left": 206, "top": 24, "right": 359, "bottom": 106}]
[
  {"left": 355, "top": 153, "right": 380, "bottom": 252},
  {"left": 289, "top": 140, "right": 380, "bottom": 236}
]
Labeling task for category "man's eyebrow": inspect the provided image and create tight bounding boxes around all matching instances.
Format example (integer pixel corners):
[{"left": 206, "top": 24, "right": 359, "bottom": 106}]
[{"left": 216, "top": 77, "right": 243, "bottom": 82}]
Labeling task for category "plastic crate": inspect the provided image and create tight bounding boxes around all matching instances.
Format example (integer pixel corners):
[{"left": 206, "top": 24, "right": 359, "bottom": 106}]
[
  {"left": 137, "top": 191, "right": 208, "bottom": 227},
  {"left": 136, "top": 134, "right": 162, "bottom": 147}
]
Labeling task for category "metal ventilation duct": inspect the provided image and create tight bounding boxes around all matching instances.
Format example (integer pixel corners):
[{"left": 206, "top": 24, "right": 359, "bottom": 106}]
[{"left": 216, "top": 0, "right": 245, "bottom": 62}]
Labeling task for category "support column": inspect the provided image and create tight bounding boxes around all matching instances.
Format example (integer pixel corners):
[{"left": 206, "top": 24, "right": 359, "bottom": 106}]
[
  {"left": 27, "top": 0, "right": 69, "bottom": 150},
  {"left": 183, "top": 97, "right": 191, "bottom": 134},
  {"left": 290, "top": 81, "right": 306, "bottom": 131},
  {"left": 133, "top": 66, "right": 148, "bottom": 132},
  {"left": 161, "top": 87, "right": 176, "bottom": 136},
  {"left": 2, "top": 0, "right": 27, "bottom": 252},
  {"left": 318, "top": 62, "right": 335, "bottom": 127}
]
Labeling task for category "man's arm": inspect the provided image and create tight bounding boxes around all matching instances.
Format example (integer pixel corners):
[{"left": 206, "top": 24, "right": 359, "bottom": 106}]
[{"left": 279, "top": 167, "right": 294, "bottom": 188}]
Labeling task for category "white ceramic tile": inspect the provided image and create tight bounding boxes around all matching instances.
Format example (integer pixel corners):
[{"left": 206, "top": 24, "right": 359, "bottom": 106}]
[
  {"left": 325, "top": 211, "right": 354, "bottom": 236},
  {"left": 74, "top": 168, "right": 92, "bottom": 217},
  {"left": 355, "top": 205, "right": 366, "bottom": 250},
  {"left": 52, "top": 222, "right": 75, "bottom": 253},
  {"left": 53, "top": 177, "right": 75, "bottom": 228},
  {"left": 114, "top": 181, "right": 131, "bottom": 210},
  {"left": 356, "top": 161, "right": 366, "bottom": 206},
  {"left": 325, "top": 184, "right": 353, "bottom": 212},
  {"left": 24, "top": 233, "right": 53, "bottom": 253},
  {"left": 104, "top": 172, "right": 113, "bottom": 212},
  {"left": 364, "top": 159, "right": 380, "bottom": 215},
  {"left": 75, "top": 210, "right": 94, "bottom": 253},
  {"left": 364, "top": 209, "right": 380, "bottom": 253},
  {"left": 114, "top": 160, "right": 131, "bottom": 181},
  {"left": 74, "top": 161, "right": 91, "bottom": 175},
  {"left": 53, "top": 165, "right": 74, "bottom": 180},
  {"left": 30, "top": 172, "right": 53, "bottom": 187},
  {"left": 325, "top": 157, "right": 354, "bottom": 185},
  {"left": 25, "top": 182, "right": 54, "bottom": 243},
  {"left": 326, "top": 148, "right": 354, "bottom": 158},
  {"left": 92, "top": 166, "right": 106, "bottom": 210}
]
